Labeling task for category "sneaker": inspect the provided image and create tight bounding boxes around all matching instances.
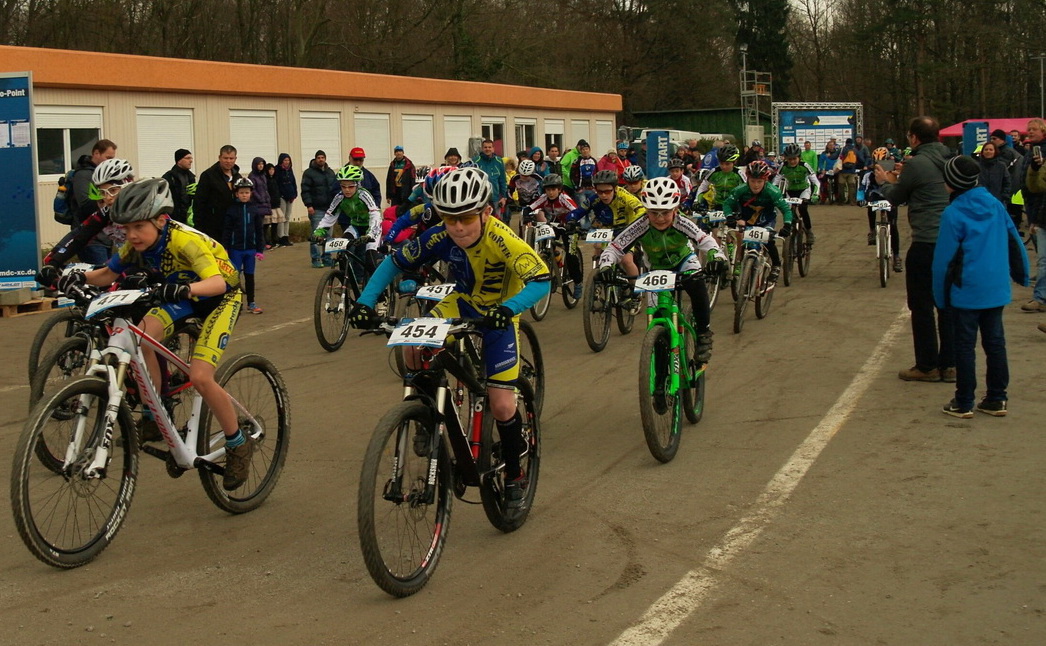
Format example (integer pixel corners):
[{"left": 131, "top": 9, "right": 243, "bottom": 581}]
[
  {"left": 412, "top": 426, "right": 432, "bottom": 457},
  {"left": 893, "top": 256, "right": 903, "bottom": 273},
  {"left": 975, "top": 399, "right": 1008, "bottom": 417},
  {"left": 899, "top": 366, "right": 940, "bottom": 382},
  {"left": 247, "top": 302, "right": 263, "bottom": 314},
  {"left": 223, "top": 437, "right": 255, "bottom": 491},
  {"left": 768, "top": 267, "right": 781, "bottom": 284},
  {"left": 311, "top": 259, "right": 324, "bottom": 269},
  {"left": 867, "top": 232, "right": 876, "bottom": 246},
  {"left": 280, "top": 236, "right": 294, "bottom": 247},
  {"left": 573, "top": 283, "right": 584, "bottom": 300},
  {"left": 1021, "top": 300, "right": 1046, "bottom": 313},
  {"left": 137, "top": 417, "right": 162, "bottom": 442},
  {"left": 505, "top": 473, "right": 529, "bottom": 511},
  {"left": 807, "top": 230, "right": 816, "bottom": 244},
  {"left": 696, "top": 330, "right": 714, "bottom": 364},
  {"left": 942, "top": 399, "right": 973, "bottom": 419},
  {"left": 939, "top": 367, "right": 956, "bottom": 383}
]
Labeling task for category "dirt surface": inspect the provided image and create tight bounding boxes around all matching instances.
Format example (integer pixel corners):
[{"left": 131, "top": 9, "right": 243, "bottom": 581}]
[{"left": 1, "top": 206, "right": 1044, "bottom": 646}]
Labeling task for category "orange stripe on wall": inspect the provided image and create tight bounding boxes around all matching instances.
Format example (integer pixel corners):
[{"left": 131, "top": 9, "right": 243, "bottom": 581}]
[{"left": 1, "top": 46, "right": 623, "bottom": 112}]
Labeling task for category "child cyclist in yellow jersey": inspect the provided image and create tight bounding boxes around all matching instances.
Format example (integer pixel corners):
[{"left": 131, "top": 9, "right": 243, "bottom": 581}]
[
  {"left": 348, "top": 167, "right": 551, "bottom": 509},
  {"left": 56, "top": 178, "right": 252, "bottom": 492}
]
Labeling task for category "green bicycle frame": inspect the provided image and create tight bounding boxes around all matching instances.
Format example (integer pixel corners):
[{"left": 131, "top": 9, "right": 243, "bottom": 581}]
[{"left": 644, "top": 288, "right": 701, "bottom": 397}]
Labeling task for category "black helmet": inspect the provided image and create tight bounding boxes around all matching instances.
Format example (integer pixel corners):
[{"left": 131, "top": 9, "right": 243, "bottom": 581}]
[
  {"left": 542, "top": 173, "right": 564, "bottom": 188},
  {"left": 782, "top": 143, "right": 802, "bottom": 158},
  {"left": 592, "top": 169, "right": 619, "bottom": 186},
  {"left": 667, "top": 158, "right": 685, "bottom": 169},
  {"left": 719, "top": 144, "right": 740, "bottom": 163},
  {"left": 233, "top": 177, "right": 254, "bottom": 190}
]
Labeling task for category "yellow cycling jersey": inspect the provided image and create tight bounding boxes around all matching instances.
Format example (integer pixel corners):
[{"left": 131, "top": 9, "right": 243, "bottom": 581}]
[
  {"left": 108, "top": 220, "right": 240, "bottom": 291},
  {"left": 573, "top": 186, "right": 646, "bottom": 230},
  {"left": 392, "top": 214, "right": 550, "bottom": 312}
]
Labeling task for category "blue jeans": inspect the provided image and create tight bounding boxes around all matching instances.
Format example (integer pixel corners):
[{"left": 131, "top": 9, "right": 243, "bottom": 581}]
[
  {"left": 309, "top": 210, "right": 323, "bottom": 262},
  {"left": 1034, "top": 227, "right": 1046, "bottom": 303},
  {"left": 951, "top": 306, "right": 1008, "bottom": 410},
  {"left": 78, "top": 243, "right": 111, "bottom": 266}
]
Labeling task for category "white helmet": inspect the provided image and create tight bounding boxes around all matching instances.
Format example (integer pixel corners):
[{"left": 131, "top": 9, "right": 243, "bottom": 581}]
[
  {"left": 640, "top": 177, "right": 682, "bottom": 210},
  {"left": 622, "top": 165, "right": 645, "bottom": 182},
  {"left": 518, "top": 159, "right": 536, "bottom": 176},
  {"left": 92, "top": 158, "right": 134, "bottom": 186},
  {"left": 431, "top": 167, "right": 492, "bottom": 216}
]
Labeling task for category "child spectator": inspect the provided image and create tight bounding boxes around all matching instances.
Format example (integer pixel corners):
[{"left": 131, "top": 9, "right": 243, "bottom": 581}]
[
  {"left": 263, "top": 162, "right": 284, "bottom": 248},
  {"left": 248, "top": 157, "right": 272, "bottom": 248},
  {"left": 933, "top": 156, "right": 1029, "bottom": 418},
  {"left": 224, "top": 178, "right": 266, "bottom": 314}
]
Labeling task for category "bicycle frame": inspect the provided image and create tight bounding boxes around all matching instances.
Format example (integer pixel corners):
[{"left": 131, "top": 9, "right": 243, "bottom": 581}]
[
  {"left": 73, "top": 313, "right": 259, "bottom": 477},
  {"left": 644, "top": 288, "right": 698, "bottom": 397}
]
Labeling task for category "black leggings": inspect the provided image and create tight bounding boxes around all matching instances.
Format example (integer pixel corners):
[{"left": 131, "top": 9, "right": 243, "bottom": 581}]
[
  {"left": 680, "top": 275, "right": 711, "bottom": 333},
  {"left": 786, "top": 189, "right": 812, "bottom": 230}
]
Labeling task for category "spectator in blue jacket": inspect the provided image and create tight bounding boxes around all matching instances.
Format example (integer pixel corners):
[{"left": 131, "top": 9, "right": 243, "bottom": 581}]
[
  {"left": 818, "top": 141, "right": 841, "bottom": 204},
  {"left": 932, "top": 155, "right": 1029, "bottom": 418},
  {"left": 273, "top": 153, "right": 297, "bottom": 247},
  {"left": 224, "top": 178, "right": 267, "bottom": 314},
  {"left": 474, "top": 138, "right": 508, "bottom": 217}
]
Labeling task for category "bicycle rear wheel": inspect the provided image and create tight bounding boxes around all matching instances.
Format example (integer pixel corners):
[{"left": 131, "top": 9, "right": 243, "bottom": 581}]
[
  {"left": 706, "top": 270, "right": 721, "bottom": 312},
  {"left": 797, "top": 226, "right": 811, "bottom": 277},
  {"left": 638, "top": 325, "right": 682, "bottom": 463},
  {"left": 27, "top": 308, "right": 81, "bottom": 383},
  {"left": 561, "top": 244, "right": 583, "bottom": 309},
  {"left": 358, "top": 401, "right": 451, "bottom": 597},
  {"left": 616, "top": 293, "right": 637, "bottom": 335},
  {"left": 517, "top": 320, "right": 545, "bottom": 417},
  {"left": 582, "top": 272, "right": 612, "bottom": 352},
  {"left": 11, "top": 376, "right": 138, "bottom": 568},
  {"left": 733, "top": 256, "right": 755, "bottom": 334},
  {"left": 755, "top": 260, "right": 775, "bottom": 319},
  {"left": 198, "top": 353, "right": 290, "bottom": 513},
  {"left": 479, "top": 381, "right": 541, "bottom": 532},
  {"left": 313, "top": 269, "right": 355, "bottom": 352},
  {"left": 878, "top": 227, "right": 889, "bottom": 288},
  {"left": 680, "top": 305, "right": 705, "bottom": 425}
]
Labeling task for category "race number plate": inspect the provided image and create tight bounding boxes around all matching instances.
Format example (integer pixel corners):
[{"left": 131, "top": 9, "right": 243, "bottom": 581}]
[
  {"left": 62, "top": 263, "right": 94, "bottom": 275},
  {"left": 586, "top": 229, "right": 613, "bottom": 243},
  {"left": 743, "top": 227, "right": 772, "bottom": 244},
  {"left": 415, "top": 284, "right": 455, "bottom": 301},
  {"left": 635, "top": 270, "right": 677, "bottom": 292},
  {"left": 324, "top": 238, "right": 350, "bottom": 254},
  {"left": 705, "top": 211, "right": 726, "bottom": 224},
  {"left": 868, "top": 200, "right": 892, "bottom": 211},
  {"left": 534, "top": 224, "right": 555, "bottom": 242},
  {"left": 387, "top": 318, "right": 452, "bottom": 348},
  {"left": 784, "top": 197, "right": 804, "bottom": 205},
  {"left": 85, "top": 289, "right": 146, "bottom": 319}
]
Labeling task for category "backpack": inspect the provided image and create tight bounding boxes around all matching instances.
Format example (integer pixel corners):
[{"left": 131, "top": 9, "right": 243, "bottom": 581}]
[
  {"left": 841, "top": 150, "right": 857, "bottom": 172},
  {"left": 52, "top": 168, "right": 78, "bottom": 225}
]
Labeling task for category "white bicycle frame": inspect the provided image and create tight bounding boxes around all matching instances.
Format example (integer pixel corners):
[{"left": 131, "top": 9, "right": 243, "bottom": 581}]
[
  {"left": 870, "top": 201, "right": 893, "bottom": 261},
  {"left": 71, "top": 309, "right": 258, "bottom": 479}
]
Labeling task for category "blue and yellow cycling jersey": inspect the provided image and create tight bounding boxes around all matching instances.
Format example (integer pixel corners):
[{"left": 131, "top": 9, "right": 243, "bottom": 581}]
[
  {"left": 391, "top": 215, "right": 550, "bottom": 313},
  {"left": 567, "top": 187, "right": 646, "bottom": 231},
  {"left": 107, "top": 220, "right": 239, "bottom": 291}
]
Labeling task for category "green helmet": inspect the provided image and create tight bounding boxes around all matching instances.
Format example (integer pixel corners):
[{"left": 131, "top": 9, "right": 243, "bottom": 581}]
[{"left": 336, "top": 164, "right": 364, "bottom": 182}]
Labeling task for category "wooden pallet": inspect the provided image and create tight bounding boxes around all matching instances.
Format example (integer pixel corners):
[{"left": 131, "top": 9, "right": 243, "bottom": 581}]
[{"left": 0, "top": 298, "right": 58, "bottom": 319}]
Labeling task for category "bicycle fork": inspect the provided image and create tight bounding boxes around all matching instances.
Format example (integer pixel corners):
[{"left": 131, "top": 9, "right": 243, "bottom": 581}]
[{"left": 75, "top": 361, "right": 130, "bottom": 480}]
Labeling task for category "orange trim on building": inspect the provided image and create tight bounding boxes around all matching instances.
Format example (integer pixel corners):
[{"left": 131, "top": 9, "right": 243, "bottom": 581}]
[{"left": 0, "top": 46, "right": 622, "bottom": 112}]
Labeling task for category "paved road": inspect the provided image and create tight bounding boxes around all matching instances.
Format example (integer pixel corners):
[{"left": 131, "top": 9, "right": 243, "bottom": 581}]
[{"left": 1, "top": 206, "right": 1044, "bottom": 645}]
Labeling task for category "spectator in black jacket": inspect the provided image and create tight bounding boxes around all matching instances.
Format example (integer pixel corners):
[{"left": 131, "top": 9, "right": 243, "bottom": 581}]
[
  {"left": 193, "top": 145, "right": 240, "bottom": 241},
  {"left": 162, "top": 148, "right": 195, "bottom": 224},
  {"left": 69, "top": 139, "right": 117, "bottom": 221},
  {"left": 301, "top": 150, "right": 338, "bottom": 267},
  {"left": 274, "top": 153, "right": 297, "bottom": 247},
  {"left": 385, "top": 145, "right": 415, "bottom": 207},
  {"left": 990, "top": 129, "right": 1024, "bottom": 229},
  {"left": 263, "top": 162, "right": 283, "bottom": 248},
  {"left": 976, "top": 142, "right": 1011, "bottom": 206}
]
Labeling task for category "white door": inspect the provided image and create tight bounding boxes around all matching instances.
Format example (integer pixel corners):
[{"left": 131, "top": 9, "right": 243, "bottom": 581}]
[
  {"left": 229, "top": 109, "right": 277, "bottom": 172},
  {"left": 443, "top": 116, "right": 472, "bottom": 161},
  {"left": 300, "top": 111, "right": 342, "bottom": 171},
  {"left": 354, "top": 113, "right": 391, "bottom": 173},
  {"left": 135, "top": 108, "right": 194, "bottom": 180},
  {"left": 595, "top": 120, "right": 615, "bottom": 157},
  {"left": 570, "top": 120, "right": 590, "bottom": 149}
]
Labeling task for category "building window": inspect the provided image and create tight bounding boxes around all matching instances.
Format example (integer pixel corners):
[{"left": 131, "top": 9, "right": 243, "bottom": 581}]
[
  {"left": 35, "top": 106, "right": 104, "bottom": 177},
  {"left": 514, "top": 119, "right": 536, "bottom": 154},
  {"left": 481, "top": 119, "right": 505, "bottom": 156}
]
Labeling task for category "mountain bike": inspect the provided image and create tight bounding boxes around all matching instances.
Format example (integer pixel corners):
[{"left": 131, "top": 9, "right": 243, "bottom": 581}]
[
  {"left": 529, "top": 222, "right": 556, "bottom": 320},
  {"left": 357, "top": 317, "right": 540, "bottom": 597},
  {"left": 869, "top": 199, "right": 894, "bottom": 288},
  {"left": 11, "top": 288, "right": 290, "bottom": 569},
  {"left": 733, "top": 226, "right": 778, "bottom": 334},
  {"left": 635, "top": 270, "right": 706, "bottom": 463},
  {"left": 389, "top": 265, "right": 447, "bottom": 377},
  {"left": 27, "top": 263, "right": 95, "bottom": 382},
  {"left": 582, "top": 263, "right": 638, "bottom": 352},
  {"left": 694, "top": 211, "right": 732, "bottom": 311},
  {"left": 312, "top": 235, "right": 394, "bottom": 352},
  {"left": 781, "top": 197, "right": 812, "bottom": 285}
]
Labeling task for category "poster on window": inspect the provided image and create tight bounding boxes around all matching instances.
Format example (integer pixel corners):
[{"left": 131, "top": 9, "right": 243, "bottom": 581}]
[{"left": 0, "top": 72, "right": 39, "bottom": 288}]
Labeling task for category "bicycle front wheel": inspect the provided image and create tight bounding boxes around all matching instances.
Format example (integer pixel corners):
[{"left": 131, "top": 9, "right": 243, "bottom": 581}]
[
  {"left": 358, "top": 402, "right": 451, "bottom": 597},
  {"left": 706, "top": 270, "right": 721, "bottom": 312},
  {"left": 529, "top": 249, "right": 554, "bottom": 321},
  {"left": 561, "top": 245, "right": 584, "bottom": 309},
  {"left": 781, "top": 235, "right": 793, "bottom": 287},
  {"left": 198, "top": 353, "right": 290, "bottom": 514},
  {"left": 11, "top": 376, "right": 138, "bottom": 568},
  {"left": 733, "top": 256, "right": 756, "bottom": 334},
  {"left": 638, "top": 325, "right": 682, "bottom": 463},
  {"left": 479, "top": 381, "right": 541, "bottom": 532},
  {"left": 582, "top": 272, "right": 612, "bottom": 352},
  {"left": 313, "top": 269, "right": 355, "bottom": 352},
  {"left": 755, "top": 260, "right": 775, "bottom": 319},
  {"left": 878, "top": 227, "right": 889, "bottom": 288},
  {"left": 27, "top": 308, "right": 81, "bottom": 383},
  {"left": 517, "top": 320, "right": 545, "bottom": 417}
]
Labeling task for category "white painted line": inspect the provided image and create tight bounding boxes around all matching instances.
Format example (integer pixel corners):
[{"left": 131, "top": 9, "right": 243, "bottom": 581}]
[
  {"left": 238, "top": 316, "right": 311, "bottom": 340},
  {"left": 611, "top": 307, "right": 909, "bottom": 646},
  {"left": 0, "top": 384, "right": 27, "bottom": 394}
]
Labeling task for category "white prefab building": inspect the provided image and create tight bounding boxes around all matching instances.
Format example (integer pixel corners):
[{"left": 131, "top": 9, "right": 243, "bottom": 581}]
[{"left": 1, "top": 46, "right": 622, "bottom": 246}]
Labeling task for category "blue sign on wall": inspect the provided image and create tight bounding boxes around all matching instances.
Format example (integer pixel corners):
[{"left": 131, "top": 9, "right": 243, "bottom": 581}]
[
  {"left": 962, "top": 121, "right": 989, "bottom": 156},
  {"left": 777, "top": 110, "right": 857, "bottom": 151},
  {"left": 0, "top": 72, "right": 39, "bottom": 288},
  {"left": 646, "top": 130, "right": 669, "bottom": 179}
]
